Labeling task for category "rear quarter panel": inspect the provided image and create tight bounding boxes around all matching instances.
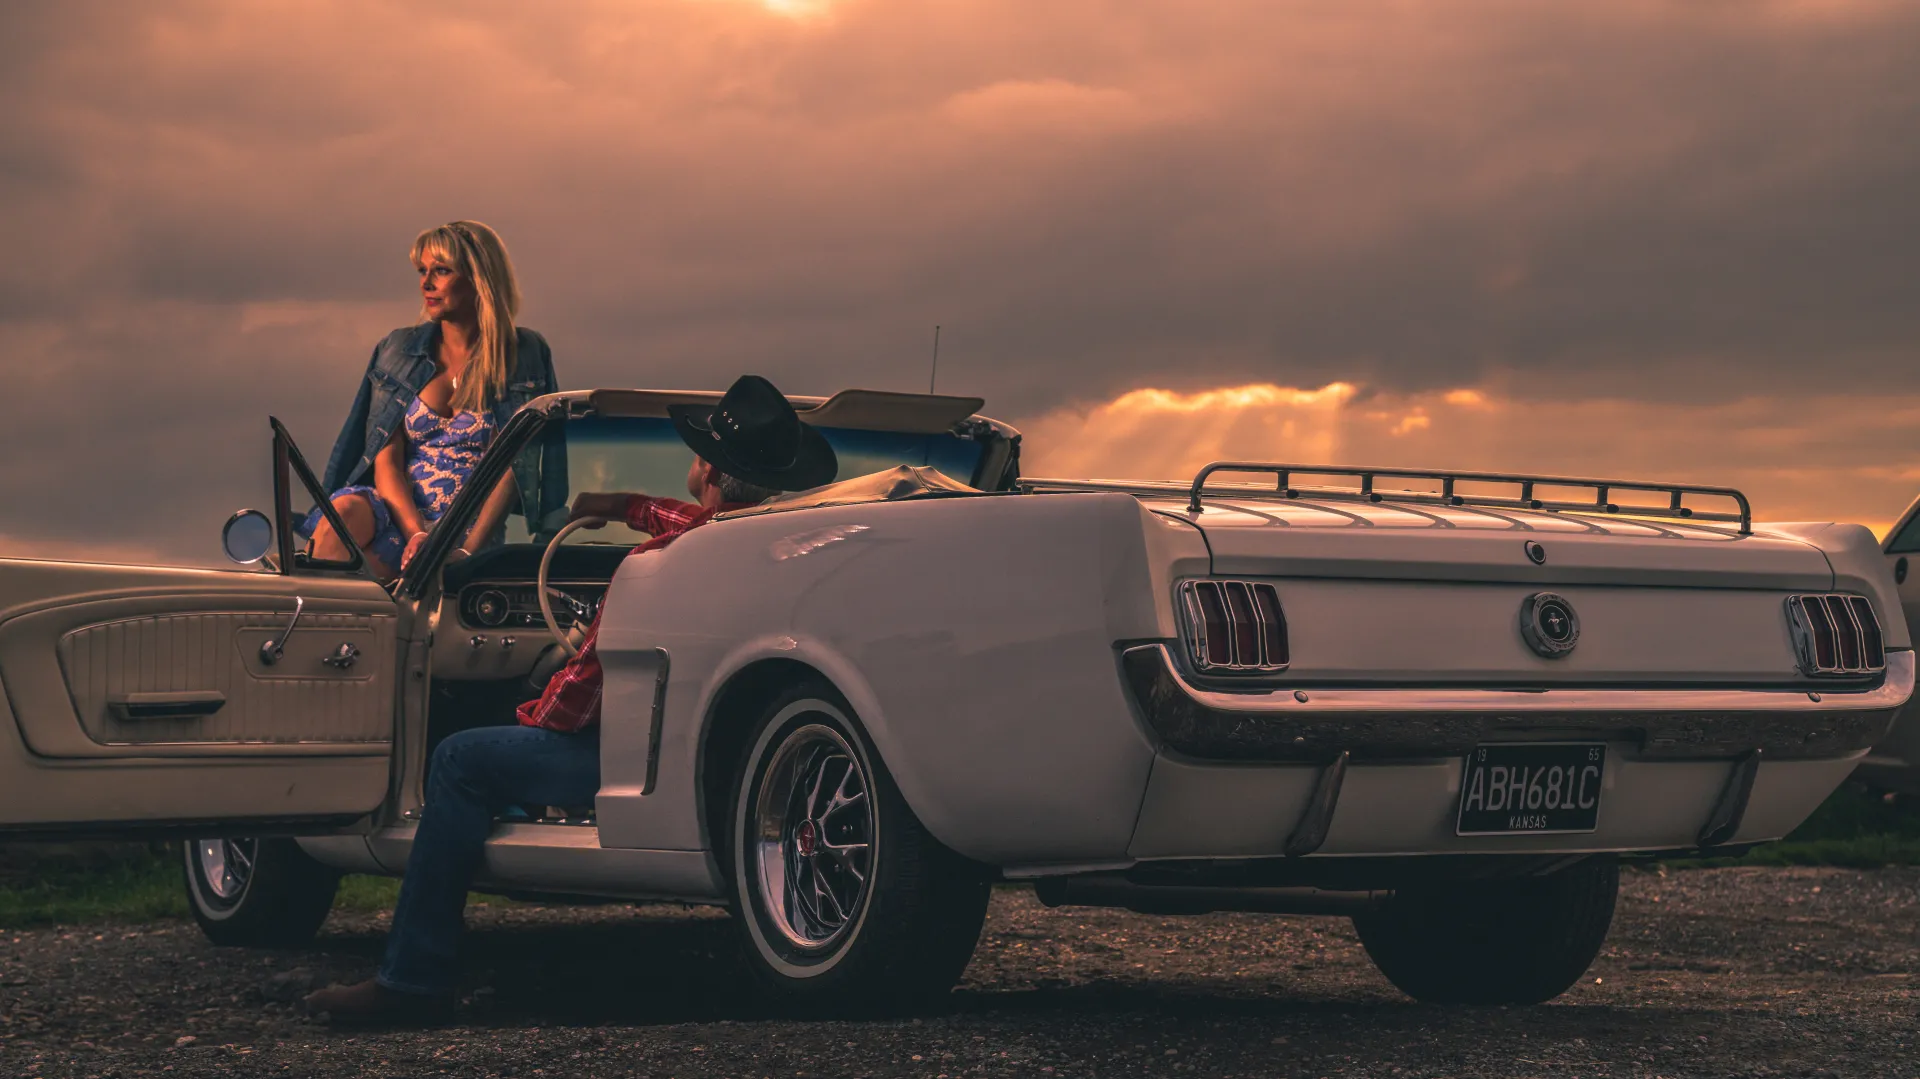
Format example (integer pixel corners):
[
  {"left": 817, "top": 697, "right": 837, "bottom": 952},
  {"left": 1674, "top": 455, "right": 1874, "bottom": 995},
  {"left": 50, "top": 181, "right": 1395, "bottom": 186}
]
[
  {"left": 1763, "top": 521, "right": 1911, "bottom": 649},
  {"left": 594, "top": 493, "right": 1195, "bottom": 867}
]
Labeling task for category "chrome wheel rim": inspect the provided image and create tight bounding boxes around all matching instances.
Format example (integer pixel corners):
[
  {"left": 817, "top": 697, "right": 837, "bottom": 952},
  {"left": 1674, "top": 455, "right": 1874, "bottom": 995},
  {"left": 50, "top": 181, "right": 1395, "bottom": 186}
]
[
  {"left": 751, "top": 722, "right": 874, "bottom": 952},
  {"left": 194, "top": 838, "right": 256, "bottom": 904}
]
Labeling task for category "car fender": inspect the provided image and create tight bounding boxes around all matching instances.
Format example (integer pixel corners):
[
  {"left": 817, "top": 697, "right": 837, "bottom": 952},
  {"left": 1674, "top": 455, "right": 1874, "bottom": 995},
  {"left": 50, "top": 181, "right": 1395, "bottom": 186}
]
[
  {"left": 598, "top": 493, "right": 1165, "bottom": 870},
  {"left": 691, "top": 630, "right": 938, "bottom": 854},
  {"left": 1762, "top": 521, "right": 1911, "bottom": 649}
]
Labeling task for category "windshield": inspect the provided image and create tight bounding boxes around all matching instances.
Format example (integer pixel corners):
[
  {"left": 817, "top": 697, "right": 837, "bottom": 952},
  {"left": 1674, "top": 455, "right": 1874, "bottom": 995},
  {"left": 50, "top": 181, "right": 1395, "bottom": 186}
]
[{"left": 503, "top": 415, "right": 993, "bottom": 546}]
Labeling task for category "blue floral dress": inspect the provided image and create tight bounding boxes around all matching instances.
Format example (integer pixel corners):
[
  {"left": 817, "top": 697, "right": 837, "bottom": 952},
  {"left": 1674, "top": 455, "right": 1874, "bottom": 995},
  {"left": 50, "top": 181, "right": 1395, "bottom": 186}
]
[{"left": 305, "top": 396, "right": 497, "bottom": 571}]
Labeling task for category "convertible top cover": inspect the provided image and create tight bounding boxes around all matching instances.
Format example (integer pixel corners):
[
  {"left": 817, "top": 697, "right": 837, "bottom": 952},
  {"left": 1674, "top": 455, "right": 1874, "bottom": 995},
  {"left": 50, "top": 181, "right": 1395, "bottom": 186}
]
[{"left": 718, "top": 465, "right": 983, "bottom": 519}]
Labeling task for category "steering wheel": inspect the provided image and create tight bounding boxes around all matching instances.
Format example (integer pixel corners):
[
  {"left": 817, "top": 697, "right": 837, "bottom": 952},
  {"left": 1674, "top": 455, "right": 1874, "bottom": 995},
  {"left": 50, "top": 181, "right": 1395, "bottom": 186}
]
[{"left": 537, "top": 517, "right": 606, "bottom": 657}]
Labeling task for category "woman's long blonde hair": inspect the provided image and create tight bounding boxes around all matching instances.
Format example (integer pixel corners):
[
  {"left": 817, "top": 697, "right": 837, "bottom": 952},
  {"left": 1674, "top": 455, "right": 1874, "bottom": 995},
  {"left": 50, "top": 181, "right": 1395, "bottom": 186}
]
[{"left": 410, "top": 220, "right": 521, "bottom": 413}]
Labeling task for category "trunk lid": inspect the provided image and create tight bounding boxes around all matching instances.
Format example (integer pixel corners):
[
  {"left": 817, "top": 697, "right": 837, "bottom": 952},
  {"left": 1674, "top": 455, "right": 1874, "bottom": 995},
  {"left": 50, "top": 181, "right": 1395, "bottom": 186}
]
[
  {"left": 1159, "top": 496, "right": 1830, "bottom": 588},
  {"left": 1148, "top": 496, "right": 1841, "bottom": 686}
]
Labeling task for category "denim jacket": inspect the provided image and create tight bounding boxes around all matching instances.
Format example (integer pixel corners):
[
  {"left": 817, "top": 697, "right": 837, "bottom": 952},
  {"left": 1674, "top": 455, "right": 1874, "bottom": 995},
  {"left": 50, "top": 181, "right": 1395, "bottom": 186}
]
[{"left": 317, "top": 322, "right": 567, "bottom": 538}]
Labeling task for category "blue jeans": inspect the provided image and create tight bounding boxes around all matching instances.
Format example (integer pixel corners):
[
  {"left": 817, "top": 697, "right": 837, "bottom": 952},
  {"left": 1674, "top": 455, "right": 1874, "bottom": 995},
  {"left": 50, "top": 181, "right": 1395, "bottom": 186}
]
[{"left": 378, "top": 725, "right": 600, "bottom": 995}]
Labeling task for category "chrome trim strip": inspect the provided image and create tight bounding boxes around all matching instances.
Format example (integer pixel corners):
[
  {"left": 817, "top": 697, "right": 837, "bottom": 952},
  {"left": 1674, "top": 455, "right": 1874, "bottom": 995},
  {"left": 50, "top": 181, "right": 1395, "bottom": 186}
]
[
  {"left": 1785, "top": 593, "right": 1886, "bottom": 676},
  {"left": 1250, "top": 583, "right": 1273, "bottom": 667},
  {"left": 1176, "top": 580, "right": 1290, "bottom": 674},
  {"left": 1224, "top": 582, "right": 1257, "bottom": 667},
  {"left": 1784, "top": 596, "right": 1818, "bottom": 672},
  {"left": 72, "top": 740, "right": 392, "bottom": 756},
  {"left": 1826, "top": 596, "right": 1857, "bottom": 668},
  {"left": 1120, "top": 644, "right": 1913, "bottom": 763},
  {"left": 1181, "top": 586, "right": 1209, "bottom": 668},
  {"left": 1161, "top": 646, "right": 1910, "bottom": 718}
]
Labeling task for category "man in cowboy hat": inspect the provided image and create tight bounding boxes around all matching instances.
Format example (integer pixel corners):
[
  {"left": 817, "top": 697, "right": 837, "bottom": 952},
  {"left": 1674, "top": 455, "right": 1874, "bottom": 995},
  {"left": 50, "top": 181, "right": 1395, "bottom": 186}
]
[{"left": 306, "top": 375, "right": 836, "bottom": 1023}]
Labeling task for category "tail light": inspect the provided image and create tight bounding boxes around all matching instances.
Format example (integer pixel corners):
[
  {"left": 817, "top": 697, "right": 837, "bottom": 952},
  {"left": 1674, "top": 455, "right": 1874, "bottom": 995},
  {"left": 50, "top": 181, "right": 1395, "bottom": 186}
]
[
  {"left": 1180, "top": 580, "right": 1290, "bottom": 674},
  {"left": 1785, "top": 594, "right": 1885, "bottom": 676}
]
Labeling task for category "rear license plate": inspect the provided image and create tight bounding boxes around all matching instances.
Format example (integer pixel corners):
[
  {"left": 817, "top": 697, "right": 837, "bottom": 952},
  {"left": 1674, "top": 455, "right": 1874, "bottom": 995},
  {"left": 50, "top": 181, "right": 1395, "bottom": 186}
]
[{"left": 1456, "top": 743, "right": 1605, "bottom": 836}]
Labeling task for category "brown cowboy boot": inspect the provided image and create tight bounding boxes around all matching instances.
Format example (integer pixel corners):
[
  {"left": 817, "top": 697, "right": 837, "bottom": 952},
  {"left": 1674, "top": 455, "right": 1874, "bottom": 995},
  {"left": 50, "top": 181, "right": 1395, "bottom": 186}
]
[{"left": 303, "top": 978, "right": 454, "bottom": 1025}]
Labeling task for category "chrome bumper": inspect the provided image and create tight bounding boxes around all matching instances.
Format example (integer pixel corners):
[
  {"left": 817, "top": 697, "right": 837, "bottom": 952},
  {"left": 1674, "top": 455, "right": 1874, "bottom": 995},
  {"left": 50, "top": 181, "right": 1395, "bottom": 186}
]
[{"left": 1120, "top": 645, "right": 1914, "bottom": 763}]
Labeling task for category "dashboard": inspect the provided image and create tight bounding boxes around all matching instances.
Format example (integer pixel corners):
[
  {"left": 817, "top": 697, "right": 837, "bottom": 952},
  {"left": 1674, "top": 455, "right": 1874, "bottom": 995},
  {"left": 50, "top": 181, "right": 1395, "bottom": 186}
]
[
  {"left": 433, "top": 543, "right": 635, "bottom": 680},
  {"left": 458, "top": 580, "right": 608, "bottom": 631}
]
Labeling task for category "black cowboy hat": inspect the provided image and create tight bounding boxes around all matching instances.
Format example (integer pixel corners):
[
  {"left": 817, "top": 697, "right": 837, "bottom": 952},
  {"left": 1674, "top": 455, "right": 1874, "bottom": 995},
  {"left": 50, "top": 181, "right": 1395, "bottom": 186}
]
[{"left": 667, "top": 375, "right": 839, "bottom": 492}]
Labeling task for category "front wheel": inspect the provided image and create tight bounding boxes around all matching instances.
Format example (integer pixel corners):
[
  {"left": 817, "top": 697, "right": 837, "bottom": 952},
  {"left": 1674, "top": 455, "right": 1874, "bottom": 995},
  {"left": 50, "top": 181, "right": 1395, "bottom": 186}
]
[
  {"left": 1352, "top": 857, "right": 1619, "bottom": 1005},
  {"left": 726, "top": 682, "right": 990, "bottom": 1013},
  {"left": 183, "top": 838, "right": 341, "bottom": 948}
]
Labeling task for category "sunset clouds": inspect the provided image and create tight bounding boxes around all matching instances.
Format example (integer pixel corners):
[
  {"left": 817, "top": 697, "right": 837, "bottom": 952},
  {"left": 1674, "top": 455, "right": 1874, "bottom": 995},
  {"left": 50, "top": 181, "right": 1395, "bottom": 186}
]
[
  {"left": 1020, "top": 382, "right": 1920, "bottom": 535},
  {"left": 2, "top": 1, "right": 1917, "bottom": 561}
]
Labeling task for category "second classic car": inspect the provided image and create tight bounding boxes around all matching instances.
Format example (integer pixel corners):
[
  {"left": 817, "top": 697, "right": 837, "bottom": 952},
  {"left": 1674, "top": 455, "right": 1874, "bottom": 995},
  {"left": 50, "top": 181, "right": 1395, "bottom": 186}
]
[
  {"left": 0, "top": 386, "right": 1907, "bottom": 1010},
  {"left": 1858, "top": 493, "right": 1920, "bottom": 795}
]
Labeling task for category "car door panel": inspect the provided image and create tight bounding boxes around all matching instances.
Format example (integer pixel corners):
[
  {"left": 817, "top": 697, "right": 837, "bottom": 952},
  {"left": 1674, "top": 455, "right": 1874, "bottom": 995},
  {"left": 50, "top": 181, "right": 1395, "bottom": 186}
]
[
  {"left": 53, "top": 606, "right": 391, "bottom": 751},
  {"left": 0, "top": 558, "right": 400, "bottom": 833}
]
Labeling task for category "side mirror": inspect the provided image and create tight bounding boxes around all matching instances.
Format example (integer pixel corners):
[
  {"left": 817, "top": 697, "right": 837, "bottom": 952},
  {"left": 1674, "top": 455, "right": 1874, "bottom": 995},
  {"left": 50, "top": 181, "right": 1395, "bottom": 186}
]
[{"left": 221, "top": 509, "right": 275, "bottom": 565}]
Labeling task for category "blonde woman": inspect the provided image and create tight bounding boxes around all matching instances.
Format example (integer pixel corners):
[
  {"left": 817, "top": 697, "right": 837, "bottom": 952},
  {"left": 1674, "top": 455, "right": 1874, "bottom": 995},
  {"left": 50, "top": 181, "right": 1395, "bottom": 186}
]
[{"left": 305, "top": 221, "right": 563, "bottom": 577}]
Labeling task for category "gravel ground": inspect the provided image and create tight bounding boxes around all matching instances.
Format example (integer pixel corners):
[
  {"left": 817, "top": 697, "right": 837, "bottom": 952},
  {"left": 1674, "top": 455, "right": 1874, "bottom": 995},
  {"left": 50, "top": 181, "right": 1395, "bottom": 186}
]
[{"left": 0, "top": 866, "right": 1913, "bottom": 1078}]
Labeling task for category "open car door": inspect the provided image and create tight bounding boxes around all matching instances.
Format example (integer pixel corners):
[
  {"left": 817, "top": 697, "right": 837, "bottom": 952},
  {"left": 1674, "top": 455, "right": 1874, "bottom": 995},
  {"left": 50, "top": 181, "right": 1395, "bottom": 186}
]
[{"left": 0, "top": 420, "right": 403, "bottom": 837}]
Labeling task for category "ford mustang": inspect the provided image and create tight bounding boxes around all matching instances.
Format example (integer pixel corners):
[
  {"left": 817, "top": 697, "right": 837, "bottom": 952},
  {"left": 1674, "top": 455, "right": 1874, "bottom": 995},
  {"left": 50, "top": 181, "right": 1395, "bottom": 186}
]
[{"left": 0, "top": 387, "right": 1906, "bottom": 1010}]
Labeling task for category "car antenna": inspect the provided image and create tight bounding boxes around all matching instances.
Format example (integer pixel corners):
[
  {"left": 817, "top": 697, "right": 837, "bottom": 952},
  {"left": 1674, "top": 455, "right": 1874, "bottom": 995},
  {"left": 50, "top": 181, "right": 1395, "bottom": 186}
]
[{"left": 928, "top": 324, "right": 941, "bottom": 394}]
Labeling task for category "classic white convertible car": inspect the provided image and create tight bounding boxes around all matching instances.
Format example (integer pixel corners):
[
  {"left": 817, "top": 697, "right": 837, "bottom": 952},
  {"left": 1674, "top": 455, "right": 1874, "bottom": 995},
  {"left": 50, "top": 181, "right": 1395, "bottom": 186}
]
[{"left": 0, "top": 387, "right": 1908, "bottom": 1010}]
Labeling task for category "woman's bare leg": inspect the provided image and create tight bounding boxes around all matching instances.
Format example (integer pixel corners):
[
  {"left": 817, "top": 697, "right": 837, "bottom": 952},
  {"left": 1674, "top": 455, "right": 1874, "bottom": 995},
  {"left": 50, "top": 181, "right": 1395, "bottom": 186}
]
[{"left": 309, "top": 493, "right": 395, "bottom": 578}]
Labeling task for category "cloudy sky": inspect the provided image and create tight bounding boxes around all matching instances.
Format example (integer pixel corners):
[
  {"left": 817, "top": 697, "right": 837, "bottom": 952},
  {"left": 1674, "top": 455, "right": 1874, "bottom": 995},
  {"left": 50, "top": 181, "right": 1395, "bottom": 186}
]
[{"left": 5, "top": 0, "right": 1918, "bottom": 564}]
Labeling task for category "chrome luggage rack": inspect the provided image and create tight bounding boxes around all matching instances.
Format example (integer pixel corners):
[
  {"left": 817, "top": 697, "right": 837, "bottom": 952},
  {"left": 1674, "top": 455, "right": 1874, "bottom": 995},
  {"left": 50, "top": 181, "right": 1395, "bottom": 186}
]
[{"left": 1022, "top": 461, "right": 1754, "bottom": 535}]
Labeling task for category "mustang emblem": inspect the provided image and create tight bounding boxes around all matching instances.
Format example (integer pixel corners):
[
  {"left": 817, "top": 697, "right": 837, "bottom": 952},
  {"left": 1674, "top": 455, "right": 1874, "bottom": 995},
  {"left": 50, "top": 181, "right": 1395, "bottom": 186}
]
[{"left": 1520, "top": 592, "right": 1580, "bottom": 658}]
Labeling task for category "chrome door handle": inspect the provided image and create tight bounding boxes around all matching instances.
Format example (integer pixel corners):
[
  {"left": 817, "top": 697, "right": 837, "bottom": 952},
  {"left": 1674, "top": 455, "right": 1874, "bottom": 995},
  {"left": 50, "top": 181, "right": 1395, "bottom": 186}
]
[
  {"left": 322, "top": 642, "right": 360, "bottom": 670},
  {"left": 259, "top": 596, "right": 305, "bottom": 665}
]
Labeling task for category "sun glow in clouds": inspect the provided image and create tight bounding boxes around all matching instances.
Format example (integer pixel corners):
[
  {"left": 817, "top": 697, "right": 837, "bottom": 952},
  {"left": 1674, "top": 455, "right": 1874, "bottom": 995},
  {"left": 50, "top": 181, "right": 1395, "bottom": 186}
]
[
  {"left": 746, "top": 0, "right": 834, "bottom": 18},
  {"left": 1019, "top": 381, "right": 1374, "bottom": 481},
  {"left": 693, "top": 0, "right": 834, "bottom": 19},
  {"left": 1015, "top": 382, "right": 1917, "bottom": 533}
]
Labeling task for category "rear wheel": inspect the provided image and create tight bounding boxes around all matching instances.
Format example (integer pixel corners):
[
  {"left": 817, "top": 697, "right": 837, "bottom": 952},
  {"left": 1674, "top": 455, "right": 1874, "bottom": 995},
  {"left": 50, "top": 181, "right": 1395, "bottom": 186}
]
[
  {"left": 1352, "top": 858, "right": 1619, "bottom": 1005},
  {"left": 183, "top": 838, "right": 341, "bottom": 948},
  {"left": 726, "top": 681, "right": 990, "bottom": 1013}
]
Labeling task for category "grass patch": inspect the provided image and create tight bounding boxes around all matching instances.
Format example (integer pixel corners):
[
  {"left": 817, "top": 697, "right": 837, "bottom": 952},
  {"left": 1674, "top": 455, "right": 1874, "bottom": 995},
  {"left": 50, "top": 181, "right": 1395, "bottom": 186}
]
[
  {"left": 1691, "top": 835, "right": 1920, "bottom": 868},
  {"left": 336, "top": 873, "right": 402, "bottom": 913},
  {"left": 0, "top": 845, "right": 443, "bottom": 929},
  {"left": 1657, "top": 782, "right": 1920, "bottom": 869},
  {"left": 0, "top": 848, "right": 185, "bottom": 927}
]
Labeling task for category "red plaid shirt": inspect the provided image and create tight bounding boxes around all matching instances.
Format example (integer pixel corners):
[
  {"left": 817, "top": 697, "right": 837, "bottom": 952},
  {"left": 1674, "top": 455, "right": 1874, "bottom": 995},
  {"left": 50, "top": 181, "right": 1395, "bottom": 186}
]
[{"left": 516, "top": 495, "right": 750, "bottom": 733}]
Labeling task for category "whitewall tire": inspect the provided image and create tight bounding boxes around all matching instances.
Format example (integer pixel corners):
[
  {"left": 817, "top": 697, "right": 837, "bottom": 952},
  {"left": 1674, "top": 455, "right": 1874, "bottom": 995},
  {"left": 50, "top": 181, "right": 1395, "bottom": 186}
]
[
  {"left": 726, "top": 681, "right": 989, "bottom": 1012},
  {"left": 183, "top": 837, "right": 341, "bottom": 948}
]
